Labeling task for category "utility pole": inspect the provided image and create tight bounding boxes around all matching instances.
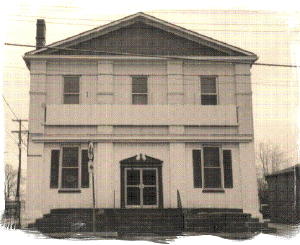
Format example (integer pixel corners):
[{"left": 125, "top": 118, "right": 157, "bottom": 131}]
[{"left": 12, "top": 119, "right": 28, "bottom": 228}]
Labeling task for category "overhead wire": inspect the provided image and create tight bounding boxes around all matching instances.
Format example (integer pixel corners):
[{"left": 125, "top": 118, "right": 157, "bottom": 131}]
[
  {"left": 5, "top": 42, "right": 299, "bottom": 68},
  {"left": 7, "top": 19, "right": 294, "bottom": 33},
  {"left": 2, "top": 95, "right": 28, "bottom": 131}
]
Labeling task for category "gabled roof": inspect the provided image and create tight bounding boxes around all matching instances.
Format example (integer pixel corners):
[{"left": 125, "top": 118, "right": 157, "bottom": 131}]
[{"left": 25, "top": 12, "right": 257, "bottom": 60}]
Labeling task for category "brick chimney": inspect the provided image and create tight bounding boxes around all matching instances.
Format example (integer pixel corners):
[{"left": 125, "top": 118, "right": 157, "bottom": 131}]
[{"left": 36, "top": 19, "right": 46, "bottom": 49}]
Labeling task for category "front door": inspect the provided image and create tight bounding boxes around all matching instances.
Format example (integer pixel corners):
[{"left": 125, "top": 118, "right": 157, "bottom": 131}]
[{"left": 125, "top": 168, "right": 158, "bottom": 208}]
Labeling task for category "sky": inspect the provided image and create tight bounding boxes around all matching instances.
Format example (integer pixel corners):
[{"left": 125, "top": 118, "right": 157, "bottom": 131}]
[{"left": 1, "top": 0, "right": 300, "bottom": 243}]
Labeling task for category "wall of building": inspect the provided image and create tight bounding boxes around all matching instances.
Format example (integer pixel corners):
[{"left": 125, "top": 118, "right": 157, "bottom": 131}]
[
  {"left": 24, "top": 141, "right": 256, "bottom": 224},
  {"left": 44, "top": 60, "right": 238, "bottom": 106},
  {"left": 24, "top": 57, "right": 260, "bottom": 225}
]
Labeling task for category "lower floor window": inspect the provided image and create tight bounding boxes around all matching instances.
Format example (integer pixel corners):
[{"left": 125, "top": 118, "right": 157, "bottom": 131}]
[
  {"left": 193, "top": 146, "right": 233, "bottom": 189},
  {"left": 50, "top": 146, "right": 90, "bottom": 189}
]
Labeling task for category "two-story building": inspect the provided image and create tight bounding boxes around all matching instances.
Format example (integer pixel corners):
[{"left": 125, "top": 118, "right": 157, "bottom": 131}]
[{"left": 23, "top": 12, "right": 263, "bottom": 233}]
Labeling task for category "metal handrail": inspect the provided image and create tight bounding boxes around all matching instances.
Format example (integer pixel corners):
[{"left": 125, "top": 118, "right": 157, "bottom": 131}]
[
  {"left": 177, "top": 190, "right": 183, "bottom": 210},
  {"left": 177, "top": 190, "right": 185, "bottom": 231}
]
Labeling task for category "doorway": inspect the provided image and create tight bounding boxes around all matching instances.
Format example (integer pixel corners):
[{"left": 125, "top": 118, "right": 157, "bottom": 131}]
[
  {"left": 120, "top": 154, "right": 163, "bottom": 208},
  {"left": 125, "top": 168, "right": 158, "bottom": 208}
]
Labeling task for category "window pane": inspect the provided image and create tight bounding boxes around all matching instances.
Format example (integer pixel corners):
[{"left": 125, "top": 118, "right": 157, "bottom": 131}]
[
  {"left": 62, "top": 168, "right": 79, "bottom": 188},
  {"left": 127, "top": 170, "right": 140, "bottom": 185},
  {"left": 143, "top": 170, "right": 156, "bottom": 185},
  {"left": 201, "top": 77, "right": 216, "bottom": 93},
  {"left": 204, "top": 147, "right": 220, "bottom": 167},
  {"left": 132, "top": 94, "right": 148, "bottom": 105},
  {"left": 64, "top": 94, "right": 79, "bottom": 104},
  {"left": 64, "top": 77, "right": 79, "bottom": 93},
  {"left": 204, "top": 168, "right": 222, "bottom": 188},
  {"left": 62, "top": 147, "right": 78, "bottom": 167},
  {"left": 201, "top": 95, "right": 217, "bottom": 105},
  {"left": 132, "top": 77, "right": 147, "bottom": 93},
  {"left": 127, "top": 187, "right": 140, "bottom": 205},
  {"left": 143, "top": 187, "right": 157, "bottom": 205}
]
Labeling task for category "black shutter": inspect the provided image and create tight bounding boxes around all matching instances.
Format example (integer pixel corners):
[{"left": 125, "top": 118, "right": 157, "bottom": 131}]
[
  {"left": 193, "top": 150, "right": 202, "bottom": 188},
  {"left": 81, "top": 150, "right": 89, "bottom": 188},
  {"left": 50, "top": 150, "right": 60, "bottom": 188},
  {"left": 223, "top": 150, "right": 233, "bottom": 188}
]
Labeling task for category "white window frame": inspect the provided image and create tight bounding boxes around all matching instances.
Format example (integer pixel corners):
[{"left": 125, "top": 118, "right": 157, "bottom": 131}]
[
  {"left": 59, "top": 145, "right": 82, "bottom": 190},
  {"left": 63, "top": 75, "right": 80, "bottom": 104},
  {"left": 200, "top": 76, "right": 219, "bottom": 105},
  {"left": 201, "top": 145, "right": 224, "bottom": 189},
  {"left": 131, "top": 75, "right": 148, "bottom": 105}
]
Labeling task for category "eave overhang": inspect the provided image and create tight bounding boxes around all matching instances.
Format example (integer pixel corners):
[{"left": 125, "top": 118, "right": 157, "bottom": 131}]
[{"left": 23, "top": 54, "right": 258, "bottom": 70}]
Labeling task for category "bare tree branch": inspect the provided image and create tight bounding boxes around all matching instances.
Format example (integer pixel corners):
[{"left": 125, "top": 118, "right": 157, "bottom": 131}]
[{"left": 4, "top": 164, "right": 18, "bottom": 200}]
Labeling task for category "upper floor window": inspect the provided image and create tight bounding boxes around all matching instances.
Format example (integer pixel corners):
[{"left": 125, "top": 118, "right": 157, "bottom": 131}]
[
  {"left": 200, "top": 76, "right": 218, "bottom": 105},
  {"left": 63, "top": 76, "right": 80, "bottom": 104},
  {"left": 132, "top": 76, "right": 148, "bottom": 105}
]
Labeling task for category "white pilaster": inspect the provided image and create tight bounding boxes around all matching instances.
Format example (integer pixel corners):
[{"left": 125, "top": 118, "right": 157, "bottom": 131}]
[
  {"left": 239, "top": 142, "right": 263, "bottom": 220},
  {"left": 97, "top": 61, "right": 114, "bottom": 104},
  {"left": 167, "top": 60, "right": 184, "bottom": 104}
]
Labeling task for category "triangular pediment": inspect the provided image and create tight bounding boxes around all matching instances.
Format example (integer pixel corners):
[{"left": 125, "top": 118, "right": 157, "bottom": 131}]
[
  {"left": 25, "top": 12, "right": 257, "bottom": 59},
  {"left": 120, "top": 154, "right": 163, "bottom": 167}
]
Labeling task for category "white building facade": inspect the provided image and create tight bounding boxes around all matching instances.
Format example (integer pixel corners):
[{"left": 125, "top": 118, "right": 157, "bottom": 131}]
[{"left": 23, "top": 13, "right": 262, "bottom": 226}]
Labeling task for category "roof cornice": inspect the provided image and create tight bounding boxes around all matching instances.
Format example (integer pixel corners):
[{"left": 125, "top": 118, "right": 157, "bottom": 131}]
[{"left": 23, "top": 54, "right": 258, "bottom": 63}]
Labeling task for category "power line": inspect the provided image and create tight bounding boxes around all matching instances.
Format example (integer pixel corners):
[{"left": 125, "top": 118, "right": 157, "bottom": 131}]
[
  {"left": 5, "top": 42, "right": 299, "bottom": 68},
  {"left": 9, "top": 15, "right": 290, "bottom": 26},
  {"left": 2, "top": 95, "right": 28, "bottom": 131},
  {"left": 2, "top": 66, "right": 298, "bottom": 87},
  {"left": 7, "top": 19, "right": 293, "bottom": 33},
  {"left": 2, "top": 95, "right": 20, "bottom": 120},
  {"left": 5, "top": 128, "right": 19, "bottom": 144}
]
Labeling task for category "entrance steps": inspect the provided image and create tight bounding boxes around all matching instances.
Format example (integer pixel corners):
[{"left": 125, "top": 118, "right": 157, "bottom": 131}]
[
  {"left": 184, "top": 209, "right": 274, "bottom": 233},
  {"left": 27, "top": 208, "right": 274, "bottom": 234},
  {"left": 27, "top": 208, "right": 183, "bottom": 234}
]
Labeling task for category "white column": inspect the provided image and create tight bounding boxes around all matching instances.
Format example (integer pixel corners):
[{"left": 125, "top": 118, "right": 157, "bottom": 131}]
[
  {"left": 97, "top": 61, "right": 114, "bottom": 104},
  {"left": 23, "top": 140, "right": 44, "bottom": 226},
  {"left": 167, "top": 60, "right": 184, "bottom": 104},
  {"left": 95, "top": 142, "right": 115, "bottom": 208},
  {"left": 29, "top": 61, "right": 47, "bottom": 134},
  {"left": 239, "top": 142, "right": 263, "bottom": 220},
  {"left": 235, "top": 64, "right": 254, "bottom": 135},
  {"left": 169, "top": 126, "right": 186, "bottom": 208}
]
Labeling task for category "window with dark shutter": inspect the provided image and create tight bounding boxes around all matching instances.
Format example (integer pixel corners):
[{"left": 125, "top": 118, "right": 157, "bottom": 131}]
[
  {"left": 223, "top": 150, "right": 233, "bottom": 188},
  {"left": 193, "top": 150, "right": 202, "bottom": 188},
  {"left": 81, "top": 149, "right": 90, "bottom": 188},
  {"left": 203, "top": 147, "right": 222, "bottom": 188},
  {"left": 50, "top": 150, "right": 60, "bottom": 188},
  {"left": 61, "top": 147, "right": 79, "bottom": 188}
]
